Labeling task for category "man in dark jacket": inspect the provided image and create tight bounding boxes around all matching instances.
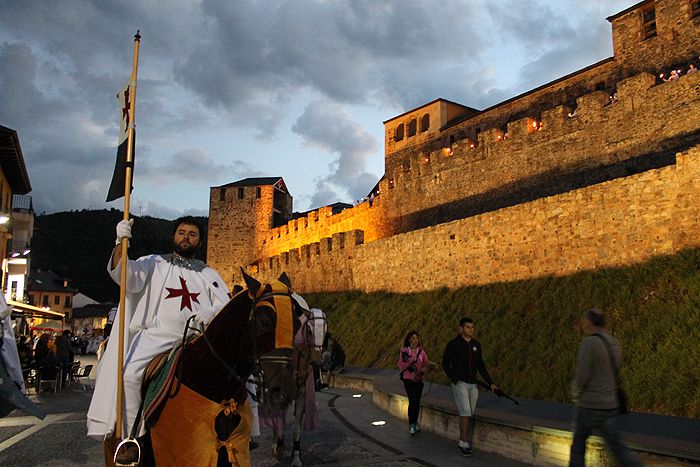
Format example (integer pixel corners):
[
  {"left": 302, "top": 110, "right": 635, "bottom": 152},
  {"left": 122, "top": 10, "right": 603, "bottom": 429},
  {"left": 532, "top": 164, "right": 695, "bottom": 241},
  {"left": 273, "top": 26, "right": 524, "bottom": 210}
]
[
  {"left": 569, "top": 308, "right": 641, "bottom": 466},
  {"left": 442, "top": 317, "right": 497, "bottom": 457}
]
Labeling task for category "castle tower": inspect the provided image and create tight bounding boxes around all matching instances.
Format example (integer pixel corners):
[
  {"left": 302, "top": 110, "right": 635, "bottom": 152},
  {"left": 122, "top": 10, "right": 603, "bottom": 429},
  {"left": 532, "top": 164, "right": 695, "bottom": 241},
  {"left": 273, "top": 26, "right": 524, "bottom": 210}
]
[{"left": 207, "top": 177, "right": 292, "bottom": 286}]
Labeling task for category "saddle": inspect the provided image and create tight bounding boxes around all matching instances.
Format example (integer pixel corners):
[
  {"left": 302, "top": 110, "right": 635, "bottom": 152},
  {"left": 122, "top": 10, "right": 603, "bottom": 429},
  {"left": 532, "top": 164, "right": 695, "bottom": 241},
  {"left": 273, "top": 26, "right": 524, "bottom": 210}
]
[{"left": 141, "top": 345, "right": 184, "bottom": 425}]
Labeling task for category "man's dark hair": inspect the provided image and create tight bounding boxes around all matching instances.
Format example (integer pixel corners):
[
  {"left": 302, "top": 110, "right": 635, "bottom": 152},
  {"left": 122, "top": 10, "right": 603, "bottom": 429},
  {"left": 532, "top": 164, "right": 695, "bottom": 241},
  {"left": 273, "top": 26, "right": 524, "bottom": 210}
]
[
  {"left": 584, "top": 308, "right": 606, "bottom": 327},
  {"left": 459, "top": 316, "right": 474, "bottom": 327},
  {"left": 172, "top": 216, "right": 205, "bottom": 238}
]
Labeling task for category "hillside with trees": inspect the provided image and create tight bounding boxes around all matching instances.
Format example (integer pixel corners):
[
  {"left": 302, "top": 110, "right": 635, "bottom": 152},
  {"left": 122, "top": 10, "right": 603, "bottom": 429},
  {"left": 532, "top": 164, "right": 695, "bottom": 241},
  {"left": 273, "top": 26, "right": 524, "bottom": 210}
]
[{"left": 31, "top": 209, "right": 208, "bottom": 302}]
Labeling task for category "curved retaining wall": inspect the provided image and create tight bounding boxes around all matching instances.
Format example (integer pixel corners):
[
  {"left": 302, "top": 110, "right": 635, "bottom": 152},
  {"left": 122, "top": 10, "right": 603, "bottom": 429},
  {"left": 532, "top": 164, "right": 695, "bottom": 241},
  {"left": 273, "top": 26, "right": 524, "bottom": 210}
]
[{"left": 329, "top": 370, "right": 700, "bottom": 466}]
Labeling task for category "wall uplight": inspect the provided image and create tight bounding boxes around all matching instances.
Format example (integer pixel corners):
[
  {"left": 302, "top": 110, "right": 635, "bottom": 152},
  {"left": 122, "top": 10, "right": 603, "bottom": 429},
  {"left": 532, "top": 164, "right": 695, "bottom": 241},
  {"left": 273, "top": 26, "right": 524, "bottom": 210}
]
[
  {"left": 371, "top": 420, "right": 386, "bottom": 426},
  {"left": 352, "top": 394, "right": 362, "bottom": 398}
]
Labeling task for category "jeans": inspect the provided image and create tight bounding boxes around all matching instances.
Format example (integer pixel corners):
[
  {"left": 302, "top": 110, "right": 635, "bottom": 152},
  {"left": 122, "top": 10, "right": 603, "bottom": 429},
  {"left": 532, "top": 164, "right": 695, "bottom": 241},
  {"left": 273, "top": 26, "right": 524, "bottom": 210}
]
[
  {"left": 403, "top": 379, "right": 424, "bottom": 425},
  {"left": 569, "top": 407, "right": 642, "bottom": 467}
]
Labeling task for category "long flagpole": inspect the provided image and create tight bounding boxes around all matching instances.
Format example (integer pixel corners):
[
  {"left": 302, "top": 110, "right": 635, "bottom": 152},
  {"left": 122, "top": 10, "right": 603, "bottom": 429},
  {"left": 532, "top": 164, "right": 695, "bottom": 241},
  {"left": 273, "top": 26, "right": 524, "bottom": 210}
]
[{"left": 115, "top": 30, "right": 140, "bottom": 441}]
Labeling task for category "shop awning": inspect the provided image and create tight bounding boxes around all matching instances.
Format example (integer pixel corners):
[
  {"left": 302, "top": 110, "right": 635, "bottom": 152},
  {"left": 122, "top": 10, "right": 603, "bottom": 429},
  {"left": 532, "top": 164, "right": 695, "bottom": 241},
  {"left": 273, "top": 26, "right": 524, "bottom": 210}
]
[{"left": 7, "top": 300, "right": 65, "bottom": 320}]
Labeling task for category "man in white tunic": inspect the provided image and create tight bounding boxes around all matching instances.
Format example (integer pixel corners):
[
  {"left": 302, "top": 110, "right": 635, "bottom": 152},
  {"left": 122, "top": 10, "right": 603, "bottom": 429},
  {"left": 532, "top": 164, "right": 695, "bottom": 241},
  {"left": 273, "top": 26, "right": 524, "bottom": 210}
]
[{"left": 87, "top": 216, "right": 230, "bottom": 462}]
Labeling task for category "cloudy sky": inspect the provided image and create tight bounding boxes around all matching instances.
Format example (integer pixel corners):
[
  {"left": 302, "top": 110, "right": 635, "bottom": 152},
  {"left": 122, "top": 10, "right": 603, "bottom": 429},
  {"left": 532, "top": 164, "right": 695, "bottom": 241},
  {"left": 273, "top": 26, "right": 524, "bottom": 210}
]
[{"left": 0, "top": 0, "right": 632, "bottom": 219}]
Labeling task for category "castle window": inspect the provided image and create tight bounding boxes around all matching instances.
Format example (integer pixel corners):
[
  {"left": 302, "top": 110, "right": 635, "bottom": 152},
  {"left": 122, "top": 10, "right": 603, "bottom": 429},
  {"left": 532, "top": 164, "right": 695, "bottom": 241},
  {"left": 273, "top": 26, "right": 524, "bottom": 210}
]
[
  {"left": 420, "top": 114, "right": 430, "bottom": 132},
  {"left": 219, "top": 188, "right": 225, "bottom": 202},
  {"left": 237, "top": 187, "right": 244, "bottom": 199},
  {"left": 408, "top": 118, "right": 417, "bottom": 137},
  {"left": 403, "top": 160, "right": 411, "bottom": 173},
  {"left": 256, "top": 187, "right": 261, "bottom": 199},
  {"left": 65, "top": 295, "right": 71, "bottom": 307},
  {"left": 388, "top": 178, "right": 395, "bottom": 189},
  {"left": 54, "top": 295, "right": 60, "bottom": 305},
  {"left": 641, "top": 4, "right": 656, "bottom": 40},
  {"left": 395, "top": 124, "right": 404, "bottom": 142},
  {"left": 421, "top": 153, "right": 431, "bottom": 164},
  {"left": 691, "top": 0, "right": 700, "bottom": 18}
]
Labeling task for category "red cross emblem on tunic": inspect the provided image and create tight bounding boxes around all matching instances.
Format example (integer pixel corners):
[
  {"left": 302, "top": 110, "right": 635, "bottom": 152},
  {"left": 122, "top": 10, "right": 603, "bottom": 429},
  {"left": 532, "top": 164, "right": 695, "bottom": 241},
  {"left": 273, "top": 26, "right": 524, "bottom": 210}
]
[{"left": 165, "top": 276, "right": 200, "bottom": 311}]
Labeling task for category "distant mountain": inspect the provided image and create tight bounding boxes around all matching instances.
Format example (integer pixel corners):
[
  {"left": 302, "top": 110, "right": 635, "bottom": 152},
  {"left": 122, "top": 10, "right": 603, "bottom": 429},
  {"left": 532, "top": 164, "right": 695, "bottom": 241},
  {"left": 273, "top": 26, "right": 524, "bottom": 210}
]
[{"left": 31, "top": 209, "right": 209, "bottom": 302}]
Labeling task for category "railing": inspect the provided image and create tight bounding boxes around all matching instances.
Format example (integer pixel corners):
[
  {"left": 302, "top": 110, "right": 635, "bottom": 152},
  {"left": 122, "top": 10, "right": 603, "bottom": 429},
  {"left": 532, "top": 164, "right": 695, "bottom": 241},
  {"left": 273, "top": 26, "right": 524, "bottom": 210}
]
[{"left": 11, "top": 194, "right": 33, "bottom": 213}]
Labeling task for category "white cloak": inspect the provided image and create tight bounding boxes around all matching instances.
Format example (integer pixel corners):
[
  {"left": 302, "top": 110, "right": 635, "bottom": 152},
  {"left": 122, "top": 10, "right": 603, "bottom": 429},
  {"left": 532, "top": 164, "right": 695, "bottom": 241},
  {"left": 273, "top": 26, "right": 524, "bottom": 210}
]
[
  {"left": 87, "top": 253, "right": 229, "bottom": 441},
  {"left": 0, "top": 294, "right": 25, "bottom": 392}
]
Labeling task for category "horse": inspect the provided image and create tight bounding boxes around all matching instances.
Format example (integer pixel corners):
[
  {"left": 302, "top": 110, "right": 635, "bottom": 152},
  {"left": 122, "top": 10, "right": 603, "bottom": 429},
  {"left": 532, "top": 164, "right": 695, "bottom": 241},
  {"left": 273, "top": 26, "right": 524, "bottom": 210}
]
[
  {"left": 104, "top": 272, "right": 300, "bottom": 467},
  {"left": 263, "top": 304, "right": 327, "bottom": 467}
]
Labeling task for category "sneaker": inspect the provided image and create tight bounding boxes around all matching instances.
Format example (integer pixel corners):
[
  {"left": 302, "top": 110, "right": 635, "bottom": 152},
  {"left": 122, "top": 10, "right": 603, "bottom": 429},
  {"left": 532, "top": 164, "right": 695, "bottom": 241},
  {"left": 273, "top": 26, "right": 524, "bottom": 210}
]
[
  {"left": 460, "top": 446, "right": 473, "bottom": 457},
  {"left": 415, "top": 425, "right": 421, "bottom": 432},
  {"left": 409, "top": 423, "right": 416, "bottom": 435}
]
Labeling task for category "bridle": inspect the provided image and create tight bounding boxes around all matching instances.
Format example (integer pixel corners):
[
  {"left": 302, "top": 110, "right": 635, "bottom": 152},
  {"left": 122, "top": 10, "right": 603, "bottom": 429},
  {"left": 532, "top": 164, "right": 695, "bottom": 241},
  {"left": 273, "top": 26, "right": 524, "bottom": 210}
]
[
  {"left": 179, "top": 285, "right": 295, "bottom": 404},
  {"left": 245, "top": 286, "right": 296, "bottom": 405}
]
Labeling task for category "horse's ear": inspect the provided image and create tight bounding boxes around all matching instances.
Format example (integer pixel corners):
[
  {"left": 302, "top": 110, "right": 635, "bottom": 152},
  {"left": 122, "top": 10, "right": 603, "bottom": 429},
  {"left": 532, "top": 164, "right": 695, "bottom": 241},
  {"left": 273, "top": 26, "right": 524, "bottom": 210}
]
[
  {"left": 241, "top": 268, "right": 261, "bottom": 296},
  {"left": 278, "top": 272, "right": 292, "bottom": 289}
]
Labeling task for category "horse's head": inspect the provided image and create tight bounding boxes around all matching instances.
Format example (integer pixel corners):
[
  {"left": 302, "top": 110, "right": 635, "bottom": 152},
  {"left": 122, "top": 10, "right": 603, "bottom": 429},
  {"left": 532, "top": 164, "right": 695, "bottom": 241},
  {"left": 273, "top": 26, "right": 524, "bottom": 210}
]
[
  {"left": 242, "top": 270, "right": 299, "bottom": 412},
  {"left": 301, "top": 307, "right": 327, "bottom": 367}
]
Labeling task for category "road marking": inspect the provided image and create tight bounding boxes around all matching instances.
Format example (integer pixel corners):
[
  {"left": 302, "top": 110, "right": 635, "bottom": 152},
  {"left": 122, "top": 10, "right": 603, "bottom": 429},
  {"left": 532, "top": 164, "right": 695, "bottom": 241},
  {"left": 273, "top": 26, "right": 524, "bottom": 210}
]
[
  {"left": 0, "top": 415, "right": 41, "bottom": 427},
  {"left": 0, "top": 413, "right": 75, "bottom": 453}
]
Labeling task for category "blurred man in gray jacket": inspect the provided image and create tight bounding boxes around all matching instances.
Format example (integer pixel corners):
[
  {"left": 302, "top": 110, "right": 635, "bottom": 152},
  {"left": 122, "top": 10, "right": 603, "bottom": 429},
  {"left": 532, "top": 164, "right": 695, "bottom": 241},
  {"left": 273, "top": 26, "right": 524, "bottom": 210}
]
[{"left": 569, "top": 308, "right": 641, "bottom": 466}]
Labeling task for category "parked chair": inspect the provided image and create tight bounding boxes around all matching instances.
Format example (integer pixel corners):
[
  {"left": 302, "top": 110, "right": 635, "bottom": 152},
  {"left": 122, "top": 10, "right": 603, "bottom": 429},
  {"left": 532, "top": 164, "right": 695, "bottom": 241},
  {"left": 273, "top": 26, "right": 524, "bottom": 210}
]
[
  {"left": 67, "top": 361, "right": 81, "bottom": 388},
  {"left": 37, "top": 365, "right": 62, "bottom": 393},
  {"left": 75, "top": 364, "right": 93, "bottom": 391}
]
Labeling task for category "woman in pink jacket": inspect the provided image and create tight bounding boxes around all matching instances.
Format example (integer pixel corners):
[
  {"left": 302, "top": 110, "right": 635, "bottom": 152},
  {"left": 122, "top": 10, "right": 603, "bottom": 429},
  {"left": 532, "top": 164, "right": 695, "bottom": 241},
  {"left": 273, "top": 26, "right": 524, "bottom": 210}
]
[{"left": 398, "top": 330, "right": 432, "bottom": 434}]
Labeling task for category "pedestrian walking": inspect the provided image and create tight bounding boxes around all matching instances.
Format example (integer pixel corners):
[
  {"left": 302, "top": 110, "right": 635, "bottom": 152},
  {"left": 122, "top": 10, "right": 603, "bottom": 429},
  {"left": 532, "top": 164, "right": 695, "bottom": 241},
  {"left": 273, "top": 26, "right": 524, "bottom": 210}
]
[
  {"left": 441, "top": 317, "right": 498, "bottom": 457},
  {"left": 569, "top": 308, "right": 642, "bottom": 466},
  {"left": 398, "top": 330, "right": 434, "bottom": 435}
]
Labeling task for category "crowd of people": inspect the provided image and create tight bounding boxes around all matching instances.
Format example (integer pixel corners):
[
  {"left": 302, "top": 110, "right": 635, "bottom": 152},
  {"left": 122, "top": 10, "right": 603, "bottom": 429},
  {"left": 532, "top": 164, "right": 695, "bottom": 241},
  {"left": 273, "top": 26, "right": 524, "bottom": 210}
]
[
  {"left": 12, "top": 329, "right": 79, "bottom": 391},
  {"left": 660, "top": 57, "right": 699, "bottom": 82}
]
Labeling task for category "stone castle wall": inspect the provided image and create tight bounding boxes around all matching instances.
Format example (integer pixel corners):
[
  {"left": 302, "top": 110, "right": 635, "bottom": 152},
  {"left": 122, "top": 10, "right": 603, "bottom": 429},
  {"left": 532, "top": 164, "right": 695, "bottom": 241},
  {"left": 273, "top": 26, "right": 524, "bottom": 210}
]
[
  {"left": 253, "top": 147, "right": 700, "bottom": 292},
  {"left": 235, "top": 70, "right": 700, "bottom": 265}
]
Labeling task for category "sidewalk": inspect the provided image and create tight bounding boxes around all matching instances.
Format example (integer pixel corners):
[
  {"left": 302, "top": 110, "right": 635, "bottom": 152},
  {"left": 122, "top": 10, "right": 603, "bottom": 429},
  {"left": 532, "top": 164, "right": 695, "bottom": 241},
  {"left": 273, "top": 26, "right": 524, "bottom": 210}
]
[{"left": 331, "top": 368, "right": 700, "bottom": 466}]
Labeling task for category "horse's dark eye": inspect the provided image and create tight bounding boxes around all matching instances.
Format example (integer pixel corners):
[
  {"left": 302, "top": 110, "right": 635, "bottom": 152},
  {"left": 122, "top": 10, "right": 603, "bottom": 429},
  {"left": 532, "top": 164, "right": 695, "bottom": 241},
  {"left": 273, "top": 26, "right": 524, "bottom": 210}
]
[{"left": 256, "top": 308, "right": 276, "bottom": 335}]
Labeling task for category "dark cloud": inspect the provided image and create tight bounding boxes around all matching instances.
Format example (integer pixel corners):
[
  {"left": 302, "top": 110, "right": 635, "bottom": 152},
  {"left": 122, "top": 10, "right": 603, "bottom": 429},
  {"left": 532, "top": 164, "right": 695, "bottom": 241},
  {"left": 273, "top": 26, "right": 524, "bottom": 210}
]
[
  {"left": 174, "top": 0, "right": 488, "bottom": 131},
  {"left": 292, "top": 100, "right": 379, "bottom": 206},
  {"left": 137, "top": 148, "right": 261, "bottom": 185}
]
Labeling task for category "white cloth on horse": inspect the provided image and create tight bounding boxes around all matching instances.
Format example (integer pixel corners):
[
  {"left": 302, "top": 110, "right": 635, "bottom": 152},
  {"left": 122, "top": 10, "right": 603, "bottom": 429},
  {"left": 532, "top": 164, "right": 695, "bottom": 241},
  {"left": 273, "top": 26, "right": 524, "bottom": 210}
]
[
  {"left": 246, "top": 379, "right": 260, "bottom": 437},
  {"left": 87, "top": 253, "right": 229, "bottom": 441},
  {"left": 0, "top": 294, "right": 25, "bottom": 392},
  {"left": 306, "top": 308, "right": 327, "bottom": 349}
]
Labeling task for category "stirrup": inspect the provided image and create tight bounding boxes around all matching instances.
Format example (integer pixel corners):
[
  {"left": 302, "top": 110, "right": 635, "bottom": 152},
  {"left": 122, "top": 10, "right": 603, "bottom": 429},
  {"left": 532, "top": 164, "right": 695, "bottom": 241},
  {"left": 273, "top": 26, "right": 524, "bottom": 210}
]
[{"left": 114, "top": 437, "right": 141, "bottom": 467}]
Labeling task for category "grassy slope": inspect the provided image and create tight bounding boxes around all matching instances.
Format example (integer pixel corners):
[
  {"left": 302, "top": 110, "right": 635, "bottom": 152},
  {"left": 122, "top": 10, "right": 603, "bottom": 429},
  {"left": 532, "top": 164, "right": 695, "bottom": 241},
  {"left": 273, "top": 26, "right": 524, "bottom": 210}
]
[{"left": 306, "top": 248, "right": 700, "bottom": 418}]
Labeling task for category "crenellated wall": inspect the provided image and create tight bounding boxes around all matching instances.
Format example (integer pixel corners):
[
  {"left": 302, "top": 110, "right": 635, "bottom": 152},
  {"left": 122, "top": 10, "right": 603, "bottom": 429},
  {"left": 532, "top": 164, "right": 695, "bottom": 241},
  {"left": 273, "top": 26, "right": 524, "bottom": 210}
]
[
  {"left": 242, "top": 69, "right": 700, "bottom": 265},
  {"left": 253, "top": 147, "right": 700, "bottom": 293}
]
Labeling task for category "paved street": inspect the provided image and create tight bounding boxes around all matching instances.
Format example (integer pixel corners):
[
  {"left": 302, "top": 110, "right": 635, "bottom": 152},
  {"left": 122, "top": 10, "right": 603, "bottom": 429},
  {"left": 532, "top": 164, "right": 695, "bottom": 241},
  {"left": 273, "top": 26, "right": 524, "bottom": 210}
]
[{"left": 0, "top": 356, "right": 527, "bottom": 466}]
